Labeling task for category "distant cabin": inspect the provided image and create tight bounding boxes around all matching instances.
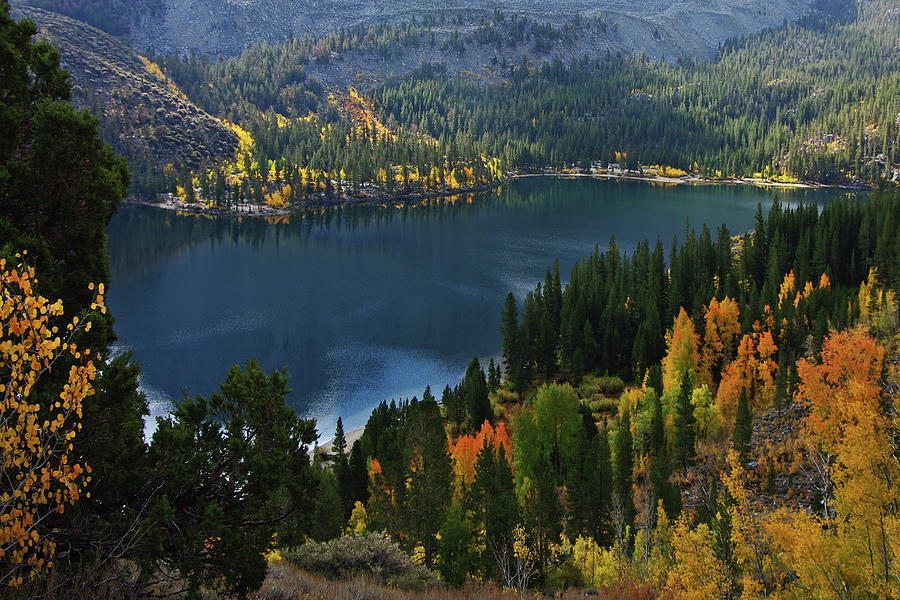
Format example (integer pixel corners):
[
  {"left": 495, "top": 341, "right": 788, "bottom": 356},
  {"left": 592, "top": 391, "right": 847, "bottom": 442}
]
[{"left": 608, "top": 163, "right": 622, "bottom": 174}]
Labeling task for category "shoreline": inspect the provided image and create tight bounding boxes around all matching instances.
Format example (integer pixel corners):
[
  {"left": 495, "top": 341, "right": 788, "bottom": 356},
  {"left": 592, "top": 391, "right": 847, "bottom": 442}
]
[
  {"left": 126, "top": 171, "right": 873, "bottom": 218},
  {"left": 124, "top": 179, "right": 508, "bottom": 217},
  {"left": 318, "top": 424, "right": 366, "bottom": 454},
  {"left": 513, "top": 171, "right": 872, "bottom": 191}
]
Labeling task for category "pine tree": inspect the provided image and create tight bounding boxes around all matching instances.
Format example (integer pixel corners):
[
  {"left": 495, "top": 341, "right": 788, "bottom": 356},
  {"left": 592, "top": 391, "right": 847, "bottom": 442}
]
[
  {"left": 437, "top": 503, "right": 473, "bottom": 587},
  {"left": 673, "top": 370, "right": 696, "bottom": 470},
  {"left": 311, "top": 469, "right": 344, "bottom": 542},
  {"left": 566, "top": 422, "right": 613, "bottom": 543},
  {"left": 773, "top": 349, "right": 789, "bottom": 408},
  {"left": 470, "top": 439, "right": 519, "bottom": 582},
  {"left": 500, "top": 293, "right": 524, "bottom": 390},
  {"left": 487, "top": 358, "right": 501, "bottom": 393},
  {"left": 332, "top": 416, "right": 347, "bottom": 458},
  {"left": 461, "top": 356, "right": 492, "bottom": 430},
  {"left": 422, "top": 384, "right": 435, "bottom": 403},
  {"left": 594, "top": 425, "right": 614, "bottom": 544},
  {"left": 646, "top": 363, "right": 664, "bottom": 398},
  {"left": 332, "top": 417, "right": 353, "bottom": 517},
  {"left": 443, "top": 384, "right": 466, "bottom": 435},
  {"left": 523, "top": 453, "right": 562, "bottom": 576},
  {"left": 613, "top": 412, "right": 635, "bottom": 546},
  {"left": 403, "top": 398, "right": 452, "bottom": 568},
  {"left": 346, "top": 440, "right": 369, "bottom": 511}
]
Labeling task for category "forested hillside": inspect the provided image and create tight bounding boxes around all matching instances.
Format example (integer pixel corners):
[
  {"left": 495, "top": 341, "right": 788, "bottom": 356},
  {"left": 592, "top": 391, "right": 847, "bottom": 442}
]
[
  {"left": 142, "top": 1, "right": 898, "bottom": 211},
  {"left": 11, "top": 1, "right": 895, "bottom": 205},
  {"left": 371, "top": 0, "right": 899, "bottom": 184},
  {"left": 289, "top": 189, "right": 900, "bottom": 599}
]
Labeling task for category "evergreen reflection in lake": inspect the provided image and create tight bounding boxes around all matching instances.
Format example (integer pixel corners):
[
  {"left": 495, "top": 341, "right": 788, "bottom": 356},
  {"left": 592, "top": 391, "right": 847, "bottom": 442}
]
[{"left": 106, "top": 177, "right": 835, "bottom": 437}]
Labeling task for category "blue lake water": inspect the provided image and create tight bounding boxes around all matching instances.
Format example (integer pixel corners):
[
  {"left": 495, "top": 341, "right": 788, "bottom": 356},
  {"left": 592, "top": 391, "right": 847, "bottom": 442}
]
[{"left": 105, "top": 177, "right": 835, "bottom": 438}]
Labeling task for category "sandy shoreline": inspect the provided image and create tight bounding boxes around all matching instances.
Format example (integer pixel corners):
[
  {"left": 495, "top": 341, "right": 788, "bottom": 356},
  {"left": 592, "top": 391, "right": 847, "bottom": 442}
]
[{"left": 319, "top": 424, "right": 366, "bottom": 453}]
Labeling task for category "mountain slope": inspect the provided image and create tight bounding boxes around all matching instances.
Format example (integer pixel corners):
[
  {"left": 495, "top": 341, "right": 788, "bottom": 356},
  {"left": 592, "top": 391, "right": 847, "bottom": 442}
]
[
  {"left": 11, "top": 5, "right": 237, "bottom": 191},
  {"left": 16, "top": 0, "right": 817, "bottom": 60}
]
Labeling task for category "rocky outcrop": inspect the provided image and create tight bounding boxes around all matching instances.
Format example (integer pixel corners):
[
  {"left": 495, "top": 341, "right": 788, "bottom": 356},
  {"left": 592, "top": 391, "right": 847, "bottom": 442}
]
[{"left": 12, "top": 5, "right": 238, "bottom": 171}]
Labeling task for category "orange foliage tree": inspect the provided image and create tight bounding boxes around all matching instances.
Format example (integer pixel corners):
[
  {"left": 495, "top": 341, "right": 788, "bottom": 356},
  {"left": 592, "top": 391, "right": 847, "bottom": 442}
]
[
  {"left": 766, "top": 329, "right": 899, "bottom": 597},
  {"left": 448, "top": 421, "right": 512, "bottom": 497},
  {"left": 715, "top": 328, "right": 778, "bottom": 429},
  {"left": 796, "top": 329, "right": 888, "bottom": 520},
  {"left": 697, "top": 297, "right": 741, "bottom": 392},
  {"left": 0, "top": 256, "right": 100, "bottom": 587}
]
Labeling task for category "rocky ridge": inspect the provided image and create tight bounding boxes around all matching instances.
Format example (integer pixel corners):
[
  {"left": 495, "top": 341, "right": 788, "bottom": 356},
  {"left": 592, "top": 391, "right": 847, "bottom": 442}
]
[
  {"left": 17, "top": 0, "right": 818, "bottom": 61},
  {"left": 12, "top": 6, "right": 238, "bottom": 175}
]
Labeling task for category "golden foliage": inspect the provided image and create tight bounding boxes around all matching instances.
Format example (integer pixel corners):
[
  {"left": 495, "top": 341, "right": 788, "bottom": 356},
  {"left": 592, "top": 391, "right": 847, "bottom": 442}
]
[
  {"left": 715, "top": 329, "right": 778, "bottom": 428},
  {"left": 347, "top": 501, "right": 368, "bottom": 536},
  {"left": 632, "top": 501, "right": 672, "bottom": 589},
  {"left": 767, "top": 329, "right": 900, "bottom": 598},
  {"left": 698, "top": 297, "right": 741, "bottom": 392},
  {"left": 265, "top": 184, "right": 292, "bottom": 208},
  {"left": 858, "top": 267, "right": 899, "bottom": 337},
  {"left": 721, "top": 451, "right": 779, "bottom": 598},
  {"left": 0, "top": 256, "right": 100, "bottom": 587},
  {"left": 224, "top": 120, "right": 255, "bottom": 169},
  {"left": 662, "top": 308, "right": 699, "bottom": 403},
  {"left": 568, "top": 535, "right": 631, "bottom": 588},
  {"left": 665, "top": 515, "right": 729, "bottom": 600}
]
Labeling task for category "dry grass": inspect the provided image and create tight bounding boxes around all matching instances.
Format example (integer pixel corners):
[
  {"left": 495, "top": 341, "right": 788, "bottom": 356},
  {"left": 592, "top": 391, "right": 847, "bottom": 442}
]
[{"left": 252, "top": 561, "right": 658, "bottom": 600}]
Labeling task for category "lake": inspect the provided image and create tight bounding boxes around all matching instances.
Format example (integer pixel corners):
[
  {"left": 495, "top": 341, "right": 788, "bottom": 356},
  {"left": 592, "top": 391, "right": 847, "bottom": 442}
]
[{"left": 106, "top": 177, "right": 835, "bottom": 439}]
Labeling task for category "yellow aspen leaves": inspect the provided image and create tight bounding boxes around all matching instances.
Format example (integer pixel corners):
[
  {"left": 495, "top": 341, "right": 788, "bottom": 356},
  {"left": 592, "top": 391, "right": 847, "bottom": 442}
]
[
  {"left": 665, "top": 514, "right": 729, "bottom": 600},
  {"left": 662, "top": 307, "right": 699, "bottom": 402},
  {"left": 0, "top": 257, "right": 99, "bottom": 587}
]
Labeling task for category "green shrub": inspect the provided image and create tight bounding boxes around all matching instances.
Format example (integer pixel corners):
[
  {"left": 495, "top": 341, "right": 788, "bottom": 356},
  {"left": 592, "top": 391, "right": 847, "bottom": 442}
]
[
  {"left": 282, "top": 532, "right": 439, "bottom": 591},
  {"left": 588, "top": 397, "right": 618, "bottom": 414},
  {"left": 578, "top": 374, "right": 625, "bottom": 399}
]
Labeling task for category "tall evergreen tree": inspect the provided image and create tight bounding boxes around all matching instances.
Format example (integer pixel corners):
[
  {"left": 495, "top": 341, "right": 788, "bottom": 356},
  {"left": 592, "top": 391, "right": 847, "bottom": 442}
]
[
  {"left": 645, "top": 363, "right": 664, "bottom": 398},
  {"left": 332, "top": 416, "right": 347, "bottom": 458},
  {"left": 437, "top": 503, "right": 473, "bottom": 587},
  {"left": 310, "top": 469, "right": 344, "bottom": 542},
  {"left": 487, "top": 358, "right": 501, "bottom": 393},
  {"left": 461, "top": 356, "right": 492, "bottom": 430},
  {"left": 566, "top": 423, "right": 612, "bottom": 544},
  {"left": 522, "top": 454, "right": 562, "bottom": 578},
  {"left": 332, "top": 417, "right": 354, "bottom": 518},
  {"left": 673, "top": 370, "right": 696, "bottom": 470},
  {"left": 500, "top": 293, "right": 525, "bottom": 390},
  {"left": 443, "top": 384, "right": 466, "bottom": 434},
  {"left": 403, "top": 398, "right": 452, "bottom": 568},
  {"left": 346, "top": 440, "right": 369, "bottom": 510},
  {"left": 613, "top": 413, "right": 635, "bottom": 546},
  {"left": 470, "top": 439, "right": 519, "bottom": 582}
]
